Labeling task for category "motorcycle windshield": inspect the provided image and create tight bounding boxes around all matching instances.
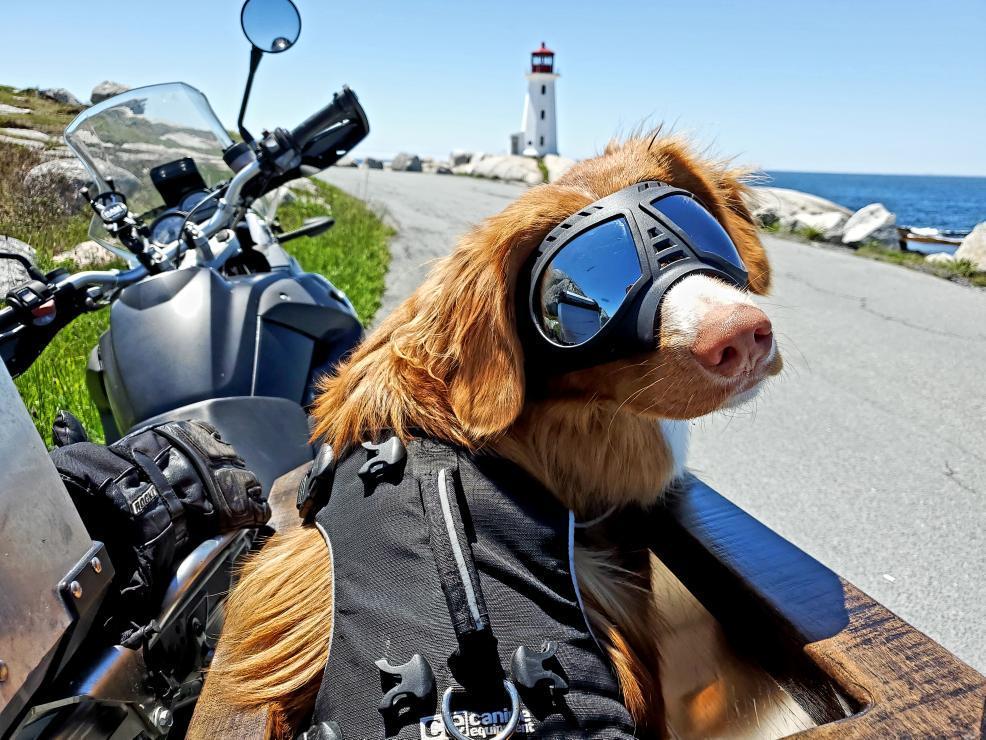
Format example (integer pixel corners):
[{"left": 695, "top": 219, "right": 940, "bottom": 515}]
[{"left": 64, "top": 83, "right": 234, "bottom": 260}]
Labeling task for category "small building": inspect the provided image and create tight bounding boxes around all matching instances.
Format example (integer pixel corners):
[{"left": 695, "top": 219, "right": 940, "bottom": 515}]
[{"left": 512, "top": 42, "right": 559, "bottom": 157}]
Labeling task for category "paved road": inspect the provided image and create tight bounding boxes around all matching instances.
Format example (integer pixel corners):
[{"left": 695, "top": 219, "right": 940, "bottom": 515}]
[{"left": 322, "top": 168, "right": 986, "bottom": 671}]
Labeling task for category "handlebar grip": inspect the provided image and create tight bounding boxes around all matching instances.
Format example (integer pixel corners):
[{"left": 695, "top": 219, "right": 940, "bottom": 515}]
[{"left": 289, "top": 86, "right": 362, "bottom": 150}]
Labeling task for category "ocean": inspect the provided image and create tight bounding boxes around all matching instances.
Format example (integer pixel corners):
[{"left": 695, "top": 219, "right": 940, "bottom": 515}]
[{"left": 763, "top": 171, "right": 986, "bottom": 239}]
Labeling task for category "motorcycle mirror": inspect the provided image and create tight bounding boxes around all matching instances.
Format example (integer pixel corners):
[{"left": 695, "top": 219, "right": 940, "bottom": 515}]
[{"left": 240, "top": 0, "right": 301, "bottom": 53}]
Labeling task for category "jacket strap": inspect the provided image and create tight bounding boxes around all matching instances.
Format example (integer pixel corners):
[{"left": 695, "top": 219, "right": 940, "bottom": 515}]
[{"left": 410, "top": 441, "right": 505, "bottom": 681}]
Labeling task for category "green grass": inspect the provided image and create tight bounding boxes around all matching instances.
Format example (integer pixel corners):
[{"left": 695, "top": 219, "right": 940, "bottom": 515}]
[
  {"left": 536, "top": 157, "right": 549, "bottom": 183},
  {"left": 795, "top": 224, "right": 826, "bottom": 241},
  {"left": 856, "top": 243, "right": 986, "bottom": 288},
  {"left": 0, "top": 85, "right": 84, "bottom": 138}
]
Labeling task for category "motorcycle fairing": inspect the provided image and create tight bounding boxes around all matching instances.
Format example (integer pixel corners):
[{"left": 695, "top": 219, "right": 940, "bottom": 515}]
[{"left": 0, "top": 363, "right": 102, "bottom": 736}]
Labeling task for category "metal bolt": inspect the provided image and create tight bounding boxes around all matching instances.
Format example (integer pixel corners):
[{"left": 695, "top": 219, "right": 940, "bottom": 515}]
[
  {"left": 90, "top": 557, "right": 102, "bottom": 574},
  {"left": 0, "top": 660, "right": 8, "bottom": 682},
  {"left": 151, "top": 707, "right": 174, "bottom": 731},
  {"left": 69, "top": 580, "right": 83, "bottom": 599}
]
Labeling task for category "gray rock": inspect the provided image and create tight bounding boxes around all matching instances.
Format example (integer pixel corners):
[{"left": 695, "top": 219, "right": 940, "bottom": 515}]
[
  {"left": 90, "top": 81, "right": 129, "bottom": 105},
  {"left": 544, "top": 154, "right": 575, "bottom": 183},
  {"left": 0, "top": 236, "right": 36, "bottom": 296},
  {"left": 954, "top": 222, "right": 986, "bottom": 271},
  {"left": 841, "top": 203, "right": 900, "bottom": 249},
  {"left": 744, "top": 187, "right": 851, "bottom": 229},
  {"left": 363, "top": 157, "right": 384, "bottom": 170},
  {"left": 0, "top": 127, "right": 50, "bottom": 142},
  {"left": 436, "top": 165, "right": 453, "bottom": 175},
  {"left": 39, "top": 88, "right": 82, "bottom": 106},
  {"left": 24, "top": 159, "right": 139, "bottom": 212},
  {"left": 54, "top": 240, "right": 116, "bottom": 268},
  {"left": 450, "top": 150, "right": 473, "bottom": 167},
  {"left": 41, "top": 147, "right": 75, "bottom": 160},
  {"left": 791, "top": 211, "right": 848, "bottom": 241},
  {"left": 925, "top": 251, "right": 957, "bottom": 265},
  {"left": 335, "top": 155, "right": 357, "bottom": 167},
  {"left": 0, "top": 103, "right": 31, "bottom": 115},
  {"left": 469, "top": 154, "right": 542, "bottom": 186},
  {"left": 0, "top": 134, "right": 45, "bottom": 149},
  {"left": 391, "top": 152, "right": 423, "bottom": 172}
]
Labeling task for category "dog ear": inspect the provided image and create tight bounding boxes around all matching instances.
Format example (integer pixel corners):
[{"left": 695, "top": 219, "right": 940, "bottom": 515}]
[
  {"left": 440, "top": 189, "right": 593, "bottom": 441},
  {"left": 444, "top": 242, "right": 526, "bottom": 439}
]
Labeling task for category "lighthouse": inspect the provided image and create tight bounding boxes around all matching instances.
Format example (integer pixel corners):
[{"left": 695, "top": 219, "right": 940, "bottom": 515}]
[{"left": 515, "top": 42, "right": 559, "bottom": 157}]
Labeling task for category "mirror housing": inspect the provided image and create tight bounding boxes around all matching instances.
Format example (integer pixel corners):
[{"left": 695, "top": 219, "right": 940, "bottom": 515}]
[
  {"left": 240, "top": 0, "right": 301, "bottom": 53},
  {"left": 236, "top": 0, "right": 302, "bottom": 147}
]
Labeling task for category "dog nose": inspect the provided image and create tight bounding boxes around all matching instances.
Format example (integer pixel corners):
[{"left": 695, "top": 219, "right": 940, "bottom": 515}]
[{"left": 691, "top": 304, "right": 773, "bottom": 377}]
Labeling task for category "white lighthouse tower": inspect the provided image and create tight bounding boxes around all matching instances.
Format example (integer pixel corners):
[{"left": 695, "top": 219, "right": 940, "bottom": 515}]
[{"left": 517, "top": 42, "right": 559, "bottom": 157}]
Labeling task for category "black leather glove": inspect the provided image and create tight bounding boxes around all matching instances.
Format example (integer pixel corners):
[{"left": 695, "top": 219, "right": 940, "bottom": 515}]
[{"left": 50, "top": 417, "right": 269, "bottom": 615}]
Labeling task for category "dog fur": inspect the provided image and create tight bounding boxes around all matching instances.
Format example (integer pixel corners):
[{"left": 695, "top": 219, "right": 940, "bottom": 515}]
[{"left": 204, "top": 133, "right": 782, "bottom": 738}]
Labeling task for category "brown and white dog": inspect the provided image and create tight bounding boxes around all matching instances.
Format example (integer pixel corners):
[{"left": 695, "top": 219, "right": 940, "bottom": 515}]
[{"left": 205, "top": 133, "right": 782, "bottom": 738}]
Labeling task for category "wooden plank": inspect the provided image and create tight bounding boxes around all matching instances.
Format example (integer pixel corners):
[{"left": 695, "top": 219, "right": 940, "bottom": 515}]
[{"left": 796, "top": 581, "right": 986, "bottom": 737}]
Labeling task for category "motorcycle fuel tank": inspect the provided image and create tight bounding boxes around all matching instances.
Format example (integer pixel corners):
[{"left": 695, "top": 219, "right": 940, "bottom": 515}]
[{"left": 96, "top": 266, "right": 362, "bottom": 435}]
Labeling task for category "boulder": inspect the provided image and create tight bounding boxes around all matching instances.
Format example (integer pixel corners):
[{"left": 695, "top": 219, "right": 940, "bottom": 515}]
[
  {"left": 744, "top": 187, "right": 850, "bottom": 230},
  {"left": 791, "top": 211, "right": 848, "bottom": 241},
  {"left": 41, "top": 146, "right": 75, "bottom": 160},
  {"left": 543, "top": 154, "right": 575, "bottom": 183},
  {"left": 363, "top": 157, "right": 384, "bottom": 170},
  {"left": 335, "top": 155, "right": 357, "bottom": 167},
  {"left": 925, "top": 252, "right": 957, "bottom": 265},
  {"left": 469, "top": 154, "right": 542, "bottom": 186},
  {"left": 0, "top": 134, "right": 45, "bottom": 149},
  {"left": 90, "top": 81, "right": 129, "bottom": 105},
  {"left": 436, "top": 165, "right": 453, "bottom": 175},
  {"left": 39, "top": 88, "right": 82, "bottom": 106},
  {"left": 54, "top": 240, "right": 116, "bottom": 268},
  {"left": 450, "top": 150, "right": 473, "bottom": 167},
  {"left": 0, "top": 127, "right": 50, "bottom": 143},
  {"left": 0, "top": 236, "right": 36, "bottom": 296},
  {"left": 391, "top": 152, "right": 423, "bottom": 172},
  {"left": 954, "top": 222, "right": 986, "bottom": 271},
  {"left": 24, "top": 159, "right": 139, "bottom": 212},
  {"left": 0, "top": 103, "right": 31, "bottom": 115},
  {"left": 841, "top": 203, "right": 900, "bottom": 249}
]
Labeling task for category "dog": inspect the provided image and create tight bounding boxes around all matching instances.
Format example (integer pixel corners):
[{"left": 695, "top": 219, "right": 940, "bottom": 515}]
[{"left": 202, "top": 133, "right": 782, "bottom": 738}]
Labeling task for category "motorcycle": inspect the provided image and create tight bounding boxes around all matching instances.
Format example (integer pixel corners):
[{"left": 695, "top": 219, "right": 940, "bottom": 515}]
[{"left": 0, "top": 0, "right": 368, "bottom": 735}]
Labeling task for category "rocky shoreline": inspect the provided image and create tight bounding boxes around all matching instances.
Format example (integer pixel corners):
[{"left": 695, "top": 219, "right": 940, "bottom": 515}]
[
  {"left": 341, "top": 151, "right": 985, "bottom": 273},
  {"left": 743, "top": 186, "right": 985, "bottom": 272}
]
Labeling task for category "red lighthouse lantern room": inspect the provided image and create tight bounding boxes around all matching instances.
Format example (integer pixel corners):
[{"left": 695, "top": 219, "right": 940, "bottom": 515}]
[{"left": 531, "top": 42, "right": 555, "bottom": 74}]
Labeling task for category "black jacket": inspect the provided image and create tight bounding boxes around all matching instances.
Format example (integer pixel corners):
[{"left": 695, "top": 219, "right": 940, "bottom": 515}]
[{"left": 306, "top": 438, "right": 637, "bottom": 739}]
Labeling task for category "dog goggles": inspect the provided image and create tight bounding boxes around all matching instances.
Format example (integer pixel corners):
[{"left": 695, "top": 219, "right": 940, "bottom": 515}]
[{"left": 524, "top": 181, "right": 749, "bottom": 361}]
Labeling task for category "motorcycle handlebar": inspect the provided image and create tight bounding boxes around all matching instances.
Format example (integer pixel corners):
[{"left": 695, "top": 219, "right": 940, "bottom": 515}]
[{"left": 289, "top": 86, "right": 360, "bottom": 150}]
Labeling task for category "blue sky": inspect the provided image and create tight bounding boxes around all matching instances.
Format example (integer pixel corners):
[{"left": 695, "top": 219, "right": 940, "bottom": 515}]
[{"left": 3, "top": 0, "right": 983, "bottom": 176}]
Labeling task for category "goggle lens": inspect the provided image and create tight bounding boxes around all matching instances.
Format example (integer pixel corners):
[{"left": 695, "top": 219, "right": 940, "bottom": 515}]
[
  {"left": 651, "top": 194, "right": 746, "bottom": 270},
  {"left": 536, "top": 217, "right": 642, "bottom": 346}
]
